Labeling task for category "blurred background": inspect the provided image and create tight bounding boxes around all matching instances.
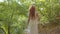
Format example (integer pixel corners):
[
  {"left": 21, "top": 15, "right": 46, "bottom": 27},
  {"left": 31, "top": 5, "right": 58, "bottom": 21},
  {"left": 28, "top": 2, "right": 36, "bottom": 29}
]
[{"left": 0, "top": 0, "right": 60, "bottom": 34}]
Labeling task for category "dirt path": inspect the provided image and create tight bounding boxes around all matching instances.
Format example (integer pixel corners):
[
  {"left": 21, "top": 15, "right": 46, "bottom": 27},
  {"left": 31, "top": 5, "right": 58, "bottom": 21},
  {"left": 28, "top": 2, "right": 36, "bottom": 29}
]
[{"left": 39, "top": 27, "right": 60, "bottom": 34}]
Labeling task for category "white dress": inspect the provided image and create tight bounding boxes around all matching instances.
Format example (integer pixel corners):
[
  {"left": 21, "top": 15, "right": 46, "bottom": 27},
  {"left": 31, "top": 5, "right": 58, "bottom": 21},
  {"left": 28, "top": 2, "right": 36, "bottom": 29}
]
[
  {"left": 29, "top": 18, "right": 38, "bottom": 34},
  {"left": 24, "top": 12, "right": 39, "bottom": 34}
]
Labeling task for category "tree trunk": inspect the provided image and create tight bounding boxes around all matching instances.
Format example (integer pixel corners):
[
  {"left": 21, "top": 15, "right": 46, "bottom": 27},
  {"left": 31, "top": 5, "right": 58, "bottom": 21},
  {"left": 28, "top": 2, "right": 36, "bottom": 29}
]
[{"left": 8, "top": 24, "right": 10, "bottom": 34}]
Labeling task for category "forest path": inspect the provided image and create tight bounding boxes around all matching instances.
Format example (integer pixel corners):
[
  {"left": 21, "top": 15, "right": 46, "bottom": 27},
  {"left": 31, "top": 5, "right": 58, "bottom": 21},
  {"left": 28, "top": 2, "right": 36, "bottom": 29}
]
[{"left": 38, "top": 25, "right": 60, "bottom": 34}]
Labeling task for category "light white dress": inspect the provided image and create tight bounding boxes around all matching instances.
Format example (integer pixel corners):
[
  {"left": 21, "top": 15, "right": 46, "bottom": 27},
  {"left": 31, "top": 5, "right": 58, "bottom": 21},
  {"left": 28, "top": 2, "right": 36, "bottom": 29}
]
[
  {"left": 29, "top": 19, "right": 38, "bottom": 34},
  {"left": 24, "top": 12, "right": 39, "bottom": 34}
]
